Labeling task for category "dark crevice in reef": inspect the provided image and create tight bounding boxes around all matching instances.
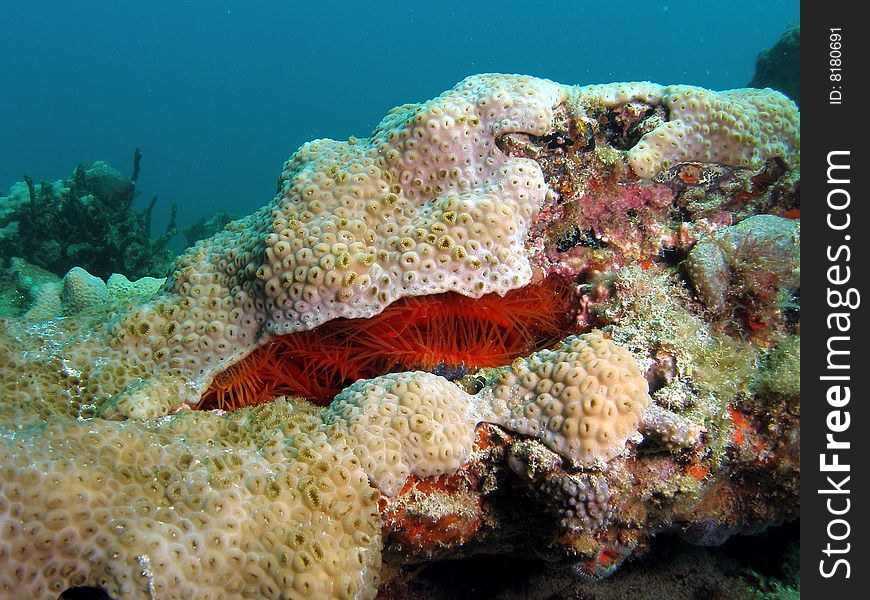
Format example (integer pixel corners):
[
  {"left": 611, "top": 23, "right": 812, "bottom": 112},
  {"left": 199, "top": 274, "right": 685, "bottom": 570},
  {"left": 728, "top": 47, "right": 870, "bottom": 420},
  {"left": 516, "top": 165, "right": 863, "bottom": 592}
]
[
  {"left": 600, "top": 103, "right": 668, "bottom": 151},
  {"left": 380, "top": 521, "right": 799, "bottom": 600},
  {"left": 59, "top": 587, "right": 115, "bottom": 600},
  {"left": 555, "top": 226, "right": 609, "bottom": 252}
]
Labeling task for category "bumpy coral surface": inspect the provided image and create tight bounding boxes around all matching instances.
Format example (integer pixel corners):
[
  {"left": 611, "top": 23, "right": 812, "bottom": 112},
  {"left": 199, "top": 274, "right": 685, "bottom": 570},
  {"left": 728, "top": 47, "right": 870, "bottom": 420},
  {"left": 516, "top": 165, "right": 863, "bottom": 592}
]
[
  {"left": 571, "top": 83, "right": 800, "bottom": 178},
  {"left": 492, "top": 332, "right": 650, "bottom": 465},
  {"left": 0, "top": 74, "right": 800, "bottom": 600},
  {"left": 60, "top": 267, "right": 110, "bottom": 314},
  {"left": 322, "top": 371, "right": 484, "bottom": 496},
  {"left": 0, "top": 400, "right": 382, "bottom": 599}
]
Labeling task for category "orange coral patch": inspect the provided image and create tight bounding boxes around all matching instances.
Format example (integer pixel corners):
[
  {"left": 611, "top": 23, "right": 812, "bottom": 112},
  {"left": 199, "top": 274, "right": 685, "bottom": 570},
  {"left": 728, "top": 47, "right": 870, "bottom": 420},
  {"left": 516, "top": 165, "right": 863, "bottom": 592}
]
[
  {"left": 687, "top": 464, "right": 709, "bottom": 480},
  {"left": 729, "top": 405, "right": 751, "bottom": 445},
  {"left": 378, "top": 424, "right": 508, "bottom": 553},
  {"left": 677, "top": 164, "right": 701, "bottom": 184},
  {"left": 392, "top": 500, "right": 484, "bottom": 553}
]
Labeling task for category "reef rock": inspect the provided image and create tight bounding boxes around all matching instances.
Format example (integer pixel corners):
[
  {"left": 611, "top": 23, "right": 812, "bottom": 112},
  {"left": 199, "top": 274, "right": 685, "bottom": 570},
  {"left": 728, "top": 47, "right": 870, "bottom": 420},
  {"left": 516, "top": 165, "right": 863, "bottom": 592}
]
[{"left": 686, "top": 214, "right": 800, "bottom": 321}]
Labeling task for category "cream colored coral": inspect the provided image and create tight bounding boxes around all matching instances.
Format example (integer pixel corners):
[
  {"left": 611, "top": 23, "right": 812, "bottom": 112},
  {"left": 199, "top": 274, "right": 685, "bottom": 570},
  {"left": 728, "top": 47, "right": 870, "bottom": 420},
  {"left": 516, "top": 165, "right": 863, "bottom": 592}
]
[
  {"left": 571, "top": 81, "right": 665, "bottom": 108},
  {"left": 21, "top": 280, "right": 62, "bottom": 320},
  {"left": 631, "top": 86, "right": 799, "bottom": 177},
  {"left": 323, "top": 372, "right": 484, "bottom": 496},
  {"left": 569, "top": 83, "right": 799, "bottom": 178},
  {"left": 0, "top": 399, "right": 382, "bottom": 600},
  {"left": 489, "top": 332, "right": 651, "bottom": 466},
  {"left": 263, "top": 74, "right": 564, "bottom": 332},
  {"left": 94, "top": 372, "right": 199, "bottom": 420},
  {"left": 107, "top": 273, "right": 165, "bottom": 304},
  {"left": 61, "top": 266, "right": 110, "bottom": 314},
  {"left": 320, "top": 333, "right": 652, "bottom": 493}
]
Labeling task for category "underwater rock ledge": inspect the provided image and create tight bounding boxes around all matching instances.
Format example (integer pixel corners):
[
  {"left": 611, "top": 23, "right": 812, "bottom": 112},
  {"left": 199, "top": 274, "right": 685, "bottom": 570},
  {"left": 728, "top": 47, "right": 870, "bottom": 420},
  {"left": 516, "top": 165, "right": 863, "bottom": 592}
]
[{"left": 0, "top": 73, "right": 799, "bottom": 599}]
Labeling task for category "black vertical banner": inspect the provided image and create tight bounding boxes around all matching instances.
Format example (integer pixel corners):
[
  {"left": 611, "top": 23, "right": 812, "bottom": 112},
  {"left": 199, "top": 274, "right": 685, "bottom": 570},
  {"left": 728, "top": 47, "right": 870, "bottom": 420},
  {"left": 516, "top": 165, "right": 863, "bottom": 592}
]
[{"left": 802, "top": 2, "right": 870, "bottom": 597}]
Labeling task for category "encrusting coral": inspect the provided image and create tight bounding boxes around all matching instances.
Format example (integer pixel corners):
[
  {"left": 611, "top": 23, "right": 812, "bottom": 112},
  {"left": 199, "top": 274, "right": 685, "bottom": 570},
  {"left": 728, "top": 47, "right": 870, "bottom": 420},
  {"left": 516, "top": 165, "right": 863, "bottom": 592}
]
[
  {"left": 569, "top": 82, "right": 799, "bottom": 178},
  {"left": 493, "top": 332, "right": 650, "bottom": 466},
  {"left": 0, "top": 74, "right": 800, "bottom": 599}
]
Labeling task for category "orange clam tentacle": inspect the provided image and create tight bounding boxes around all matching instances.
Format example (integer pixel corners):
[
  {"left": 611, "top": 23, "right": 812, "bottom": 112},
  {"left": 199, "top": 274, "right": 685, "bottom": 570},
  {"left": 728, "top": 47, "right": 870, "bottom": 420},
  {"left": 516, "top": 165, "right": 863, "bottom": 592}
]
[{"left": 197, "top": 276, "right": 576, "bottom": 410}]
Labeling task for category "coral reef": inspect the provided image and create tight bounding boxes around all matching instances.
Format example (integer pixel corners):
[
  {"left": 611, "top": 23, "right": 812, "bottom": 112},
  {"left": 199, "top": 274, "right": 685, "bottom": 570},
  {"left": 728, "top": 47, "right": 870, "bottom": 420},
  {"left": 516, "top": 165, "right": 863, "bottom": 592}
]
[
  {"left": 0, "top": 74, "right": 799, "bottom": 599},
  {"left": 0, "top": 151, "right": 177, "bottom": 281}
]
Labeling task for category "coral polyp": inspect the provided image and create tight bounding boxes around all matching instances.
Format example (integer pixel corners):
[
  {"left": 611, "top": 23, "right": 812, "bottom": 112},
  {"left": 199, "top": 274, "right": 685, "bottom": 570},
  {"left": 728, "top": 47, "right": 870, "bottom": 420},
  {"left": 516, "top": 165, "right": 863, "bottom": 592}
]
[{"left": 199, "top": 275, "right": 576, "bottom": 409}]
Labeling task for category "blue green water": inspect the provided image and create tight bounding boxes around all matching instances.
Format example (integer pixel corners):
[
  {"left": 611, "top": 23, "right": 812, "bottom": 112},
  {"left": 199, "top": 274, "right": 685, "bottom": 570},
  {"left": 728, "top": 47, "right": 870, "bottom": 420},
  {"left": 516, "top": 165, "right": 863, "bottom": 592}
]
[{"left": 0, "top": 0, "right": 799, "bottom": 243}]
